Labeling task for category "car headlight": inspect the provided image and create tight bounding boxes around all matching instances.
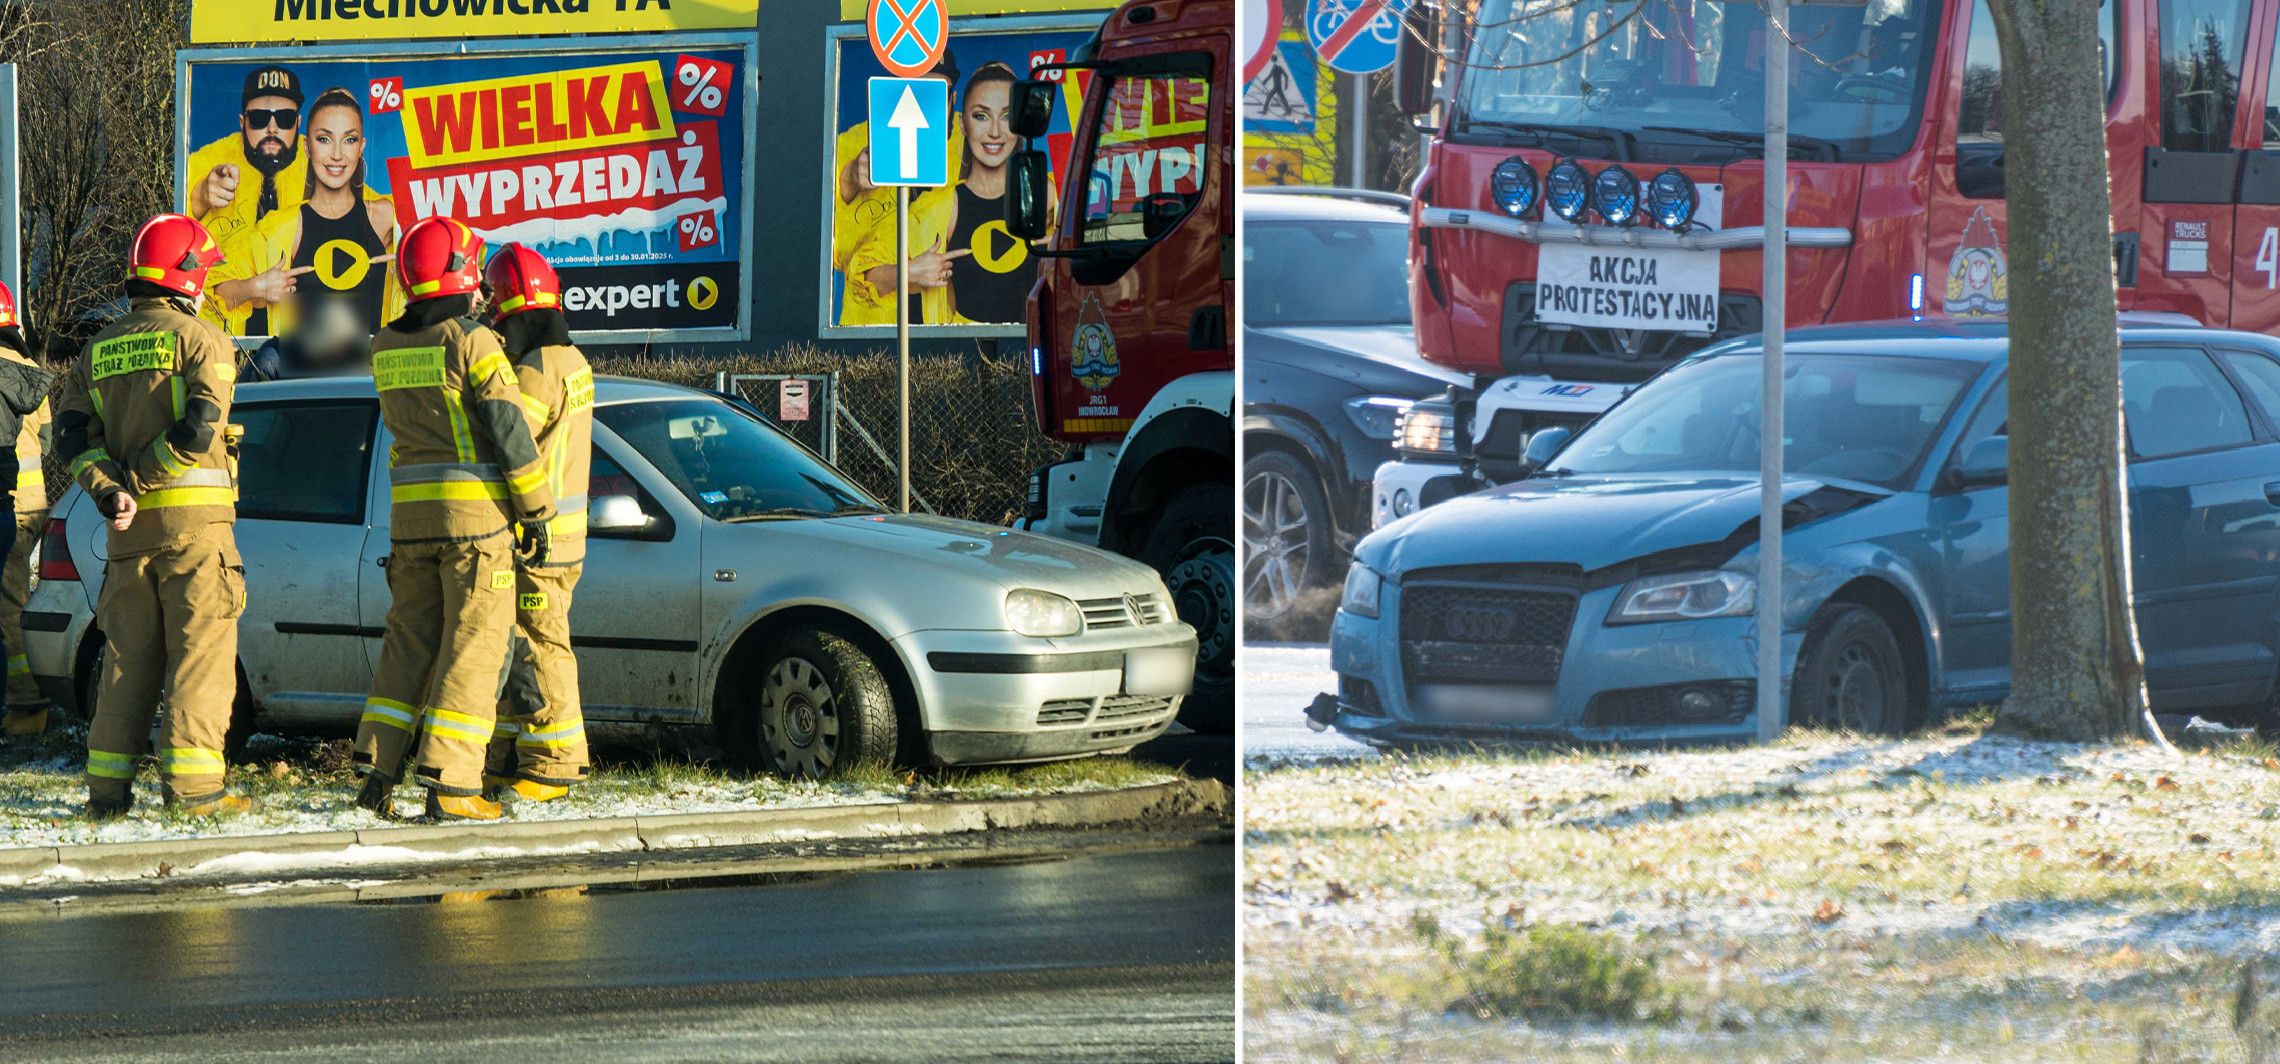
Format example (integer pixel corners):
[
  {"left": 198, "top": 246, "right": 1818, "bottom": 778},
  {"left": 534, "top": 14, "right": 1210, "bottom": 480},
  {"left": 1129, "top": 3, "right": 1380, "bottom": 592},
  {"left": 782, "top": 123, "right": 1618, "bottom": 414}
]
[
  {"left": 1340, "top": 564, "right": 1382, "bottom": 618},
  {"left": 1006, "top": 588, "right": 1083, "bottom": 636},
  {"left": 1607, "top": 570, "right": 1755, "bottom": 625},
  {"left": 1395, "top": 405, "right": 1458, "bottom": 458},
  {"left": 1344, "top": 396, "right": 1412, "bottom": 440}
]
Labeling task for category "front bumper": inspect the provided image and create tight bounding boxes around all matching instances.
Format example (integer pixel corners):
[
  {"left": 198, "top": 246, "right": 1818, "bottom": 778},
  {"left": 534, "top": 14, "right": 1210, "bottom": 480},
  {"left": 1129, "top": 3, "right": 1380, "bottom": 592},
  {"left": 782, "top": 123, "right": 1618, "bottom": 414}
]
[
  {"left": 1324, "top": 583, "right": 1802, "bottom": 746},
  {"left": 1371, "top": 458, "right": 1474, "bottom": 529},
  {"left": 895, "top": 623, "right": 1198, "bottom": 765}
]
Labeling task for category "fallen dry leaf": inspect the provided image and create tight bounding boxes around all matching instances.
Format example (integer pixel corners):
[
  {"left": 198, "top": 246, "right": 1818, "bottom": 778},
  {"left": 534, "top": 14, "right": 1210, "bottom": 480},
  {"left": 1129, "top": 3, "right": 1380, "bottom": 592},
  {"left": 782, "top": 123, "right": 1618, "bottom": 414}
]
[{"left": 1810, "top": 899, "right": 1845, "bottom": 925}]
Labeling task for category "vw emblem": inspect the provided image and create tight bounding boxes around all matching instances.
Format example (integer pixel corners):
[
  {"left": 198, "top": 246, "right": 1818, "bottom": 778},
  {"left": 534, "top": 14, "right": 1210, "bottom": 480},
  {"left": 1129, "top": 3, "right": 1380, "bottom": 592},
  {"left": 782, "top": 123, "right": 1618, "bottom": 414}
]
[
  {"left": 1444, "top": 605, "right": 1516, "bottom": 642},
  {"left": 1124, "top": 593, "right": 1146, "bottom": 623}
]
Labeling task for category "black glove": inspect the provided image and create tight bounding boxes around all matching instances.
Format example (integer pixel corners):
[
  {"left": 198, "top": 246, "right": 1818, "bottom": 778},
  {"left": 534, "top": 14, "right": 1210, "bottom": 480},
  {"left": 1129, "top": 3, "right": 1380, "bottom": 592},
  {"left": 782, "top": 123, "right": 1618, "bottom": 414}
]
[{"left": 515, "top": 521, "right": 551, "bottom": 566}]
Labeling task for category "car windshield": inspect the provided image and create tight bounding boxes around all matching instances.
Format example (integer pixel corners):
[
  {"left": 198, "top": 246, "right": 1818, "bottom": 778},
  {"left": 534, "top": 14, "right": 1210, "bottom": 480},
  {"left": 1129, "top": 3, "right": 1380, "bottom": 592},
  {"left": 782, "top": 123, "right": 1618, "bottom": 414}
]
[
  {"left": 1456, "top": 0, "right": 1941, "bottom": 163},
  {"left": 595, "top": 398, "right": 888, "bottom": 521},
  {"left": 1243, "top": 220, "right": 1411, "bottom": 326},
  {"left": 1549, "top": 353, "right": 1981, "bottom": 488}
]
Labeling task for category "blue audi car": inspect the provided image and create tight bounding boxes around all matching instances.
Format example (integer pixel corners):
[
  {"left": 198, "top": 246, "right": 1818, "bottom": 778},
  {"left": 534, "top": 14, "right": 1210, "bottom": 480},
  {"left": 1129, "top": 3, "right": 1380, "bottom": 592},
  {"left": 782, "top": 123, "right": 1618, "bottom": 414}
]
[{"left": 1312, "top": 318, "right": 2280, "bottom": 745}]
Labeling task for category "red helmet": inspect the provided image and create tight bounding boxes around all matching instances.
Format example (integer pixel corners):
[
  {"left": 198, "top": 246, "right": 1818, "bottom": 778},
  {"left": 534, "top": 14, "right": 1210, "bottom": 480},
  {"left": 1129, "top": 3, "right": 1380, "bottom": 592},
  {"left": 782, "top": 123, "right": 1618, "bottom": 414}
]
[
  {"left": 396, "top": 216, "right": 484, "bottom": 302},
  {"left": 130, "top": 214, "right": 225, "bottom": 298},
  {"left": 0, "top": 282, "right": 19, "bottom": 330},
  {"left": 482, "top": 243, "right": 561, "bottom": 320}
]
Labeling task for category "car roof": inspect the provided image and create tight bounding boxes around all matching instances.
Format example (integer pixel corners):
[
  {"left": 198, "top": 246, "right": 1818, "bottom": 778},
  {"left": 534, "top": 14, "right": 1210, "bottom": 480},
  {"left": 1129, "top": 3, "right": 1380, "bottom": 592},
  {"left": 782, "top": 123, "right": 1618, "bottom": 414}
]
[
  {"left": 1701, "top": 315, "right": 2277, "bottom": 364},
  {"left": 1240, "top": 190, "right": 1409, "bottom": 224},
  {"left": 234, "top": 374, "right": 720, "bottom": 405}
]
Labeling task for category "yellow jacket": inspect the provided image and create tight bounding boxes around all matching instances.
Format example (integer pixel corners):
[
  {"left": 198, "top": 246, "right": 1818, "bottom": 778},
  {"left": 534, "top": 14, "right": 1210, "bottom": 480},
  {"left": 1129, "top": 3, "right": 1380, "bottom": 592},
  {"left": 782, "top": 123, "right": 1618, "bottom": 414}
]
[
  {"left": 834, "top": 120, "right": 962, "bottom": 327},
  {"left": 185, "top": 135, "right": 307, "bottom": 318},
  {"left": 205, "top": 192, "right": 403, "bottom": 337}
]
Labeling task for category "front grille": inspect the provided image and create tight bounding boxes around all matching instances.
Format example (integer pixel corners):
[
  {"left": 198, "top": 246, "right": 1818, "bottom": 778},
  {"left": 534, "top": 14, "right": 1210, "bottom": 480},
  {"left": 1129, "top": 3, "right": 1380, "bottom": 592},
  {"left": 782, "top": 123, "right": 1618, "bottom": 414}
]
[
  {"left": 1400, "top": 584, "right": 1578, "bottom": 688},
  {"left": 1035, "top": 694, "right": 1180, "bottom": 728},
  {"left": 1583, "top": 681, "right": 1754, "bottom": 728},
  {"left": 1079, "top": 594, "right": 1169, "bottom": 630}
]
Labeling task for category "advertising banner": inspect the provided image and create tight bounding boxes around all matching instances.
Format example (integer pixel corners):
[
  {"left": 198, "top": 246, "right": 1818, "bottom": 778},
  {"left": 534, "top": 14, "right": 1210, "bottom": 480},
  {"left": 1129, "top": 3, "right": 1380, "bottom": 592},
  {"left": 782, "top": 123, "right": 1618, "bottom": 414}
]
[
  {"left": 189, "top": 0, "right": 759, "bottom": 45},
  {"left": 822, "top": 16, "right": 1096, "bottom": 337},
  {"left": 178, "top": 35, "right": 753, "bottom": 341}
]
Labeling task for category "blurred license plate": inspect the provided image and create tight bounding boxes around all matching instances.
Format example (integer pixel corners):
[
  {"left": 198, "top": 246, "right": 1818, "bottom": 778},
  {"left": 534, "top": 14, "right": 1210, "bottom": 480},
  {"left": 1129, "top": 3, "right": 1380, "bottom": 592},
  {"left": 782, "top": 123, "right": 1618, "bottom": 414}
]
[
  {"left": 1417, "top": 685, "right": 1555, "bottom": 723},
  {"left": 1122, "top": 646, "right": 1193, "bottom": 696}
]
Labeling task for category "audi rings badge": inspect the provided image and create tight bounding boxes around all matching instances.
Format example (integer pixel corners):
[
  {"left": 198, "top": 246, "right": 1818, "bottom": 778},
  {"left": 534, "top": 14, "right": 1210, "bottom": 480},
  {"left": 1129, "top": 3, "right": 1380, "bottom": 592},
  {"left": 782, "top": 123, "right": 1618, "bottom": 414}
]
[{"left": 1441, "top": 605, "right": 1516, "bottom": 643}]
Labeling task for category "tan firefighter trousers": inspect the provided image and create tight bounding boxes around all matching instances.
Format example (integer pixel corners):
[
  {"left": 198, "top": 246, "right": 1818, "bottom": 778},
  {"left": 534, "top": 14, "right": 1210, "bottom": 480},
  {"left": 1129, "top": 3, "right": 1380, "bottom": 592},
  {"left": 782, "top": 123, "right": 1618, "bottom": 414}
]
[
  {"left": 487, "top": 562, "right": 588, "bottom": 786},
  {"left": 3, "top": 507, "right": 47, "bottom": 705},
  {"left": 354, "top": 533, "right": 518, "bottom": 796},
  {"left": 84, "top": 523, "right": 244, "bottom": 803}
]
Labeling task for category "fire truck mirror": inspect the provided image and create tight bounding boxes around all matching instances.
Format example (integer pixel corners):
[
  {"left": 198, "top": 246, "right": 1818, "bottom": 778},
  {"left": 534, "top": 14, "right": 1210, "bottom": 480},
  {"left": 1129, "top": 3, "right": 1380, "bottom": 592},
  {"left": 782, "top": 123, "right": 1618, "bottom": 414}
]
[
  {"left": 1393, "top": 1, "right": 1443, "bottom": 117},
  {"left": 1008, "top": 150, "right": 1054, "bottom": 240},
  {"left": 1010, "top": 79, "right": 1058, "bottom": 140}
]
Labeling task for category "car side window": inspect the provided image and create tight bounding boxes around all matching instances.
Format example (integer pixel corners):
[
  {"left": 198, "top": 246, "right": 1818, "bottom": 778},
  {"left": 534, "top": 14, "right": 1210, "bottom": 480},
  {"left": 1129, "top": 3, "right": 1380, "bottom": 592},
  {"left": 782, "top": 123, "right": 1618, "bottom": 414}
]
[
  {"left": 1953, "top": 375, "right": 2008, "bottom": 456},
  {"left": 234, "top": 401, "right": 377, "bottom": 523},
  {"left": 587, "top": 446, "right": 668, "bottom": 540},
  {"left": 2218, "top": 348, "right": 2280, "bottom": 429},
  {"left": 2121, "top": 346, "right": 2255, "bottom": 458}
]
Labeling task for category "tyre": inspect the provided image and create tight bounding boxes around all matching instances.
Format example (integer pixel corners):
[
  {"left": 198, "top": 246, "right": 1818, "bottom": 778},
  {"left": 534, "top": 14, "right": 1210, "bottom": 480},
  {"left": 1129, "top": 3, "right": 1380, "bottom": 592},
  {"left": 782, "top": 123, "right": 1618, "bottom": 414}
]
[
  {"left": 223, "top": 663, "right": 257, "bottom": 760},
  {"left": 1241, "top": 449, "right": 1335, "bottom": 641},
  {"left": 1790, "top": 604, "right": 1909, "bottom": 735},
  {"left": 755, "top": 628, "right": 898, "bottom": 780},
  {"left": 1139, "top": 484, "right": 1235, "bottom": 734}
]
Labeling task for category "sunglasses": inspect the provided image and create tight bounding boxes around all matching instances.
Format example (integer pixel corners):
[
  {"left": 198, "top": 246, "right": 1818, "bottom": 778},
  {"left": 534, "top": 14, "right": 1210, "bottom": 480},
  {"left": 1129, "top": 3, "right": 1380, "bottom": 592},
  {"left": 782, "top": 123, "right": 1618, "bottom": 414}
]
[{"left": 243, "top": 107, "right": 300, "bottom": 130}]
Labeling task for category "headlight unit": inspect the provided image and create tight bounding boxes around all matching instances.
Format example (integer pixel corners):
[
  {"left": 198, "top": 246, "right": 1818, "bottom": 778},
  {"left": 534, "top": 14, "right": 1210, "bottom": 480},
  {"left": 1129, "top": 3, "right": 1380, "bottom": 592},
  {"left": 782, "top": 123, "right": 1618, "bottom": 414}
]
[
  {"left": 1344, "top": 396, "right": 1412, "bottom": 440},
  {"left": 1607, "top": 570, "right": 1755, "bottom": 625},
  {"left": 1395, "top": 404, "right": 1458, "bottom": 457},
  {"left": 1490, "top": 156, "right": 1538, "bottom": 217},
  {"left": 1647, "top": 168, "right": 1696, "bottom": 230},
  {"left": 1593, "top": 165, "right": 1640, "bottom": 226},
  {"left": 1340, "top": 564, "right": 1382, "bottom": 618},
  {"left": 1545, "top": 159, "right": 1591, "bottom": 222},
  {"left": 1005, "top": 588, "right": 1083, "bottom": 636}
]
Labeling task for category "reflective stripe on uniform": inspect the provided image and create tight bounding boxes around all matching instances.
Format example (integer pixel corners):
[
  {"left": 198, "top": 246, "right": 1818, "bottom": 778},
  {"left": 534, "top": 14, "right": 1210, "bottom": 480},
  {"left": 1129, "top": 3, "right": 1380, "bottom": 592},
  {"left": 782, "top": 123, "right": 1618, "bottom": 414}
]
[
  {"left": 553, "top": 493, "right": 588, "bottom": 514},
  {"left": 494, "top": 720, "right": 521, "bottom": 738},
  {"left": 507, "top": 465, "right": 548, "bottom": 495},
  {"left": 470, "top": 353, "right": 512, "bottom": 387},
  {"left": 8, "top": 654, "right": 28, "bottom": 678},
  {"left": 68, "top": 448, "right": 112, "bottom": 478},
  {"left": 516, "top": 720, "right": 585, "bottom": 748},
  {"left": 549, "top": 510, "right": 588, "bottom": 537},
  {"left": 423, "top": 707, "right": 493, "bottom": 743},
  {"left": 151, "top": 437, "right": 194, "bottom": 477},
  {"left": 389, "top": 462, "right": 502, "bottom": 485},
  {"left": 16, "top": 468, "right": 42, "bottom": 490},
  {"left": 171, "top": 376, "right": 186, "bottom": 420},
  {"left": 86, "top": 749, "right": 136, "bottom": 779},
  {"left": 138, "top": 486, "right": 235, "bottom": 509},
  {"left": 392, "top": 481, "right": 508, "bottom": 503},
  {"left": 520, "top": 393, "right": 551, "bottom": 422},
  {"left": 361, "top": 698, "right": 418, "bottom": 731},
  {"left": 443, "top": 394, "right": 476, "bottom": 463},
  {"left": 160, "top": 747, "right": 225, "bottom": 774}
]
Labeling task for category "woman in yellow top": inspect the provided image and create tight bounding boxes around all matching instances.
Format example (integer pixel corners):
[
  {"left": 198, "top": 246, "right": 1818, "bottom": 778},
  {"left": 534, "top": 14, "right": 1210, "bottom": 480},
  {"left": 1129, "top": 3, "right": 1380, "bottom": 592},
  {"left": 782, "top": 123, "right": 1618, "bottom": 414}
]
[
  {"left": 846, "top": 62, "right": 1053, "bottom": 327},
  {"left": 208, "top": 88, "right": 405, "bottom": 338}
]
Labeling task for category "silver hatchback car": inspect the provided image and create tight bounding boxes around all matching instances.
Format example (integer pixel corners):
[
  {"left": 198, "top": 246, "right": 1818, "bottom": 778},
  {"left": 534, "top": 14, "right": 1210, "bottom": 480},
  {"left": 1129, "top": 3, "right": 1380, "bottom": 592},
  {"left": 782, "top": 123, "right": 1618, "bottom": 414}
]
[{"left": 20, "top": 376, "right": 1196, "bottom": 778}]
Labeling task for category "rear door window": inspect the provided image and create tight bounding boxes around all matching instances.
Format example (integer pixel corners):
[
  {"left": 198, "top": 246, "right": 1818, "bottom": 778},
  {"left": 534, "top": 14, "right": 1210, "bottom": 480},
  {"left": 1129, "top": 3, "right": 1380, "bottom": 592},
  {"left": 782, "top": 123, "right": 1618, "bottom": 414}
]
[
  {"left": 2121, "top": 346, "right": 2255, "bottom": 457},
  {"left": 234, "top": 400, "right": 377, "bottom": 523}
]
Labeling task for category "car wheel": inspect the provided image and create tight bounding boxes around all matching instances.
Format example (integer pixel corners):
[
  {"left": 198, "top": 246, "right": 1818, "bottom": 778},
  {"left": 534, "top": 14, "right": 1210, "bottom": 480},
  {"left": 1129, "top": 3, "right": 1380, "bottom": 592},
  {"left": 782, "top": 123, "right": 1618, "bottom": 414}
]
[
  {"left": 1241, "top": 450, "right": 1334, "bottom": 640},
  {"left": 74, "top": 630, "right": 103, "bottom": 725},
  {"left": 1790, "top": 604, "right": 1908, "bottom": 735},
  {"left": 757, "top": 628, "right": 897, "bottom": 780},
  {"left": 1139, "top": 484, "right": 1234, "bottom": 734}
]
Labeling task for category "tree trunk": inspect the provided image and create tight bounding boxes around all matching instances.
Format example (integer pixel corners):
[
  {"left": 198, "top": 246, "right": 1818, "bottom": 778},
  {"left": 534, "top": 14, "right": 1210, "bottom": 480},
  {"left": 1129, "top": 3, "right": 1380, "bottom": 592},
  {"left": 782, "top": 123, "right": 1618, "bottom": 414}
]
[{"left": 1985, "top": 0, "right": 2154, "bottom": 742}]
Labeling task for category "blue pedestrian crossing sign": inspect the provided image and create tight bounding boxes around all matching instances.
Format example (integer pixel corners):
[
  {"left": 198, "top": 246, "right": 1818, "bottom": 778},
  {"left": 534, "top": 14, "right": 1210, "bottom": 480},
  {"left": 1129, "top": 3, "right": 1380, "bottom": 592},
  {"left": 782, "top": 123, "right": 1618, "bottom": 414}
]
[{"left": 868, "top": 77, "right": 948, "bottom": 187}]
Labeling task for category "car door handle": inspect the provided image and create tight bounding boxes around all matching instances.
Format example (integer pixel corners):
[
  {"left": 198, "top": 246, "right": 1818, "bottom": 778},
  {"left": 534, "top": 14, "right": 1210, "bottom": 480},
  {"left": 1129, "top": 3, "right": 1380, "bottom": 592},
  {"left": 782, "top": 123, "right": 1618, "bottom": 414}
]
[{"left": 2264, "top": 482, "right": 2280, "bottom": 506}]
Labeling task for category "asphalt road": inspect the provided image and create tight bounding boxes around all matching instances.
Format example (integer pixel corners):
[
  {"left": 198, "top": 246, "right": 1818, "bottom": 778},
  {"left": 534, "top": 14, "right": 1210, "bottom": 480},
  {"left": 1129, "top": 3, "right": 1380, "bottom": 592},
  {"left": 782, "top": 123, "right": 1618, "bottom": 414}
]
[
  {"left": 0, "top": 844, "right": 1234, "bottom": 1062},
  {"left": 1241, "top": 643, "right": 1373, "bottom": 763}
]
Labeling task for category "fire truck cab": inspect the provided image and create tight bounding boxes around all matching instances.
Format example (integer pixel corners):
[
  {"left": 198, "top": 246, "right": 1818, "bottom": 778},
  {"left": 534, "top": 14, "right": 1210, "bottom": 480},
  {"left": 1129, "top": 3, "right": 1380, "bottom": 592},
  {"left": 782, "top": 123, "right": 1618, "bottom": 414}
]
[
  {"left": 1379, "top": 0, "right": 2280, "bottom": 520},
  {"left": 1007, "top": 0, "right": 1236, "bottom": 729}
]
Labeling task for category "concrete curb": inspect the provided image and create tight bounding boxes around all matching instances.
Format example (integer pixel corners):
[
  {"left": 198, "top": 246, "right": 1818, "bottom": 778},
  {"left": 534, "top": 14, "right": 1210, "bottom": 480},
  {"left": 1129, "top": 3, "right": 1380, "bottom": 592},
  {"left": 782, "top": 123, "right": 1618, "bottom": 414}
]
[{"left": 0, "top": 778, "right": 1229, "bottom": 887}]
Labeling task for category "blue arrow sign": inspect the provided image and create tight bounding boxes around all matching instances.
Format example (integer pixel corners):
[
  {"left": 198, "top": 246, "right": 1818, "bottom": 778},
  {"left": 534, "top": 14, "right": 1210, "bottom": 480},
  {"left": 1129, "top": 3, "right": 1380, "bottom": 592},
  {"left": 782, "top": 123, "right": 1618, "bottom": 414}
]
[
  {"left": 868, "top": 76, "right": 948, "bottom": 187},
  {"left": 1308, "top": 0, "right": 1410, "bottom": 75}
]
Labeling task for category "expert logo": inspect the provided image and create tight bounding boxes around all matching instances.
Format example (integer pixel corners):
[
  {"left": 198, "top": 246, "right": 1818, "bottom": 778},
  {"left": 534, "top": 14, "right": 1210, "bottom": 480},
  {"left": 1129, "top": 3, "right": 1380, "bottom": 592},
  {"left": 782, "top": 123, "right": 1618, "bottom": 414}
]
[{"left": 564, "top": 279, "right": 687, "bottom": 317}]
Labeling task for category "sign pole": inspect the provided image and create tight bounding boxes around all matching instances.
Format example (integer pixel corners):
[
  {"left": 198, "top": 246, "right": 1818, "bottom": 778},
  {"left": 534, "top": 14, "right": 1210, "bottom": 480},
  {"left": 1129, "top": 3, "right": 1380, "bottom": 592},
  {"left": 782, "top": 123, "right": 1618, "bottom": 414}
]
[
  {"left": 1758, "top": 0, "right": 1788, "bottom": 744},
  {"left": 897, "top": 185, "right": 912, "bottom": 513},
  {"left": 0, "top": 65, "right": 18, "bottom": 300}
]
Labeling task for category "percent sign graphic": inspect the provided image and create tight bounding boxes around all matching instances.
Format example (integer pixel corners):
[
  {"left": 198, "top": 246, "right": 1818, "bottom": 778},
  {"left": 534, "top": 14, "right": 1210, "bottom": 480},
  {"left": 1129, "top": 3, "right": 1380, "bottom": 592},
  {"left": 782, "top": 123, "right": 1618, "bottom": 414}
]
[
  {"left": 367, "top": 77, "right": 404, "bottom": 115},
  {"left": 673, "top": 55, "right": 732, "bottom": 118},
  {"left": 678, "top": 211, "right": 720, "bottom": 251}
]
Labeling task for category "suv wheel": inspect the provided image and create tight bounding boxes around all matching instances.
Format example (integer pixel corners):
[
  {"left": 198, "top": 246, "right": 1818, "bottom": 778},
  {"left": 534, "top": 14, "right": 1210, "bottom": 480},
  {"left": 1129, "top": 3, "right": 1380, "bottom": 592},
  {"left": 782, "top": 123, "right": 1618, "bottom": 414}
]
[
  {"left": 1242, "top": 450, "right": 1333, "bottom": 640},
  {"left": 757, "top": 628, "right": 898, "bottom": 780}
]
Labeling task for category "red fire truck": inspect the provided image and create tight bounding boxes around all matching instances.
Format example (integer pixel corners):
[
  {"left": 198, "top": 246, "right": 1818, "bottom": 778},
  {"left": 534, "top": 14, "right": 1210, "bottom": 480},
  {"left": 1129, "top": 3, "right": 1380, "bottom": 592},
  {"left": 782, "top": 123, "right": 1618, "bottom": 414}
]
[
  {"left": 1006, "top": 0, "right": 1235, "bottom": 730},
  {"left": 1378, "top": 0, "right": 2275, "bottom": 517}
]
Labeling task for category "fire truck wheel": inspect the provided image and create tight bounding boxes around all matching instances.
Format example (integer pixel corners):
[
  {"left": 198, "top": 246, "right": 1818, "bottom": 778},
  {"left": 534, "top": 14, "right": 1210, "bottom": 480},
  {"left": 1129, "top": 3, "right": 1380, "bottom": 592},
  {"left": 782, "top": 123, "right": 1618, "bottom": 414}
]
[{"left": 1140, "top": 483, "right": 1235, "bottom": 734}]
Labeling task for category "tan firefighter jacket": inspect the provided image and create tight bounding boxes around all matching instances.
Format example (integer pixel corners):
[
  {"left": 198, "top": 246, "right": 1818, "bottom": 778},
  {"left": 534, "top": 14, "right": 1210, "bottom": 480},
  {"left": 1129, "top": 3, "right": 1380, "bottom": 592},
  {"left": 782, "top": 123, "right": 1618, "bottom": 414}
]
[
  {"left": 372, "top": 317, "right": 554, "bottom": 543},
  {"left": 514, "top": 343, "right": 593, "bottom": 566},
  {"left": 59, "top": 297, "right": 236, "bottom": 558}
]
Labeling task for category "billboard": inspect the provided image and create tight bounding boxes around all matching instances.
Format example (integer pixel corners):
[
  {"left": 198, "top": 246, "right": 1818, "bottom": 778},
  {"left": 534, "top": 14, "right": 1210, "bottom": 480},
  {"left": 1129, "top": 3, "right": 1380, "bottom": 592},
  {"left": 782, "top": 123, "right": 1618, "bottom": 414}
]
[
  {"left": 188, "top": 0, "right": 758, "bottom": 45},
  {"left": 176, "top": 33, "right": 755, "bottom": 342},
  {"left": 820, "top": 14, "right": 1098, "bottom": 339}
]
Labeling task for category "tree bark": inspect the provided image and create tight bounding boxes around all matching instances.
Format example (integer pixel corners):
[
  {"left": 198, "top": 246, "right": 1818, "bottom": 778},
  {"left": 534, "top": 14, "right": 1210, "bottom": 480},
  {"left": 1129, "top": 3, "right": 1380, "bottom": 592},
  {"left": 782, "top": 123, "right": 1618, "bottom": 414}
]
[{"left": 1984, "top": 0, "right": 2154, "bottom": 742}]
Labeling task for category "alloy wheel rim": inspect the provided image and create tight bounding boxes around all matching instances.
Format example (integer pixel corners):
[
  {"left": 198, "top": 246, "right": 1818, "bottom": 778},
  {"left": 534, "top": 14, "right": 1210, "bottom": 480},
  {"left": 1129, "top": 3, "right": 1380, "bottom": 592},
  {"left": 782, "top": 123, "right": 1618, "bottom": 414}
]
[
  {"left": 762, "top": 656, "right": 840, "bottom": 778},
  {"left": 1241, "top": 469, "right": 1309, "bottom": 619}
]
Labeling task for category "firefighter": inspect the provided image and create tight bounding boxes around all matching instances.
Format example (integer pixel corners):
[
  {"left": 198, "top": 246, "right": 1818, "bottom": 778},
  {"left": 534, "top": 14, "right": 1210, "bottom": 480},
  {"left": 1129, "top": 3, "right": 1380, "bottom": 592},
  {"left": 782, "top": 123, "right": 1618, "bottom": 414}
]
[
  {"left": 59, "top": 216, "right": 252, "bottom": 817},
  {"left": 0, "top": 282, "right": 53, "bottom": 738},
  {"left": 353, "top": 217, "right": 554, "bottom": 822},
  {"left": 478, "top": 244, "right": 591, "bottom": 803}
]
